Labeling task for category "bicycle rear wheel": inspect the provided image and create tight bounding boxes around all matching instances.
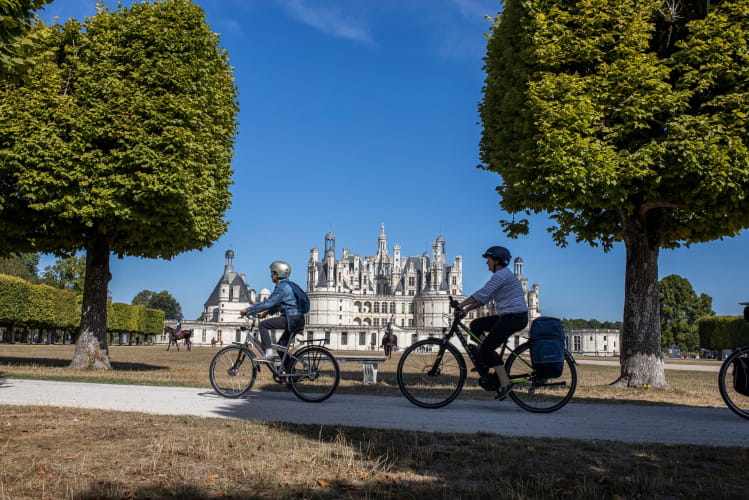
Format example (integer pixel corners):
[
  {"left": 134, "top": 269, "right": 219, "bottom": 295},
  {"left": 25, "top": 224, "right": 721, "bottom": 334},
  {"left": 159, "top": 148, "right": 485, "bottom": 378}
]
[
  {"left": 505, "top": 342, "right": 576, "bottom": 413},
  {"left": 288, "top": 346, "right": 340, "bottom": 402},
  {"left": 718, "top": 347, "right": 749, "bottom": 420},
  {"left": 397, "top": 339, "right": 466, "bottom": 408},
  {"left": 209, "top": 345, "right": 257, "bottom": 398}
]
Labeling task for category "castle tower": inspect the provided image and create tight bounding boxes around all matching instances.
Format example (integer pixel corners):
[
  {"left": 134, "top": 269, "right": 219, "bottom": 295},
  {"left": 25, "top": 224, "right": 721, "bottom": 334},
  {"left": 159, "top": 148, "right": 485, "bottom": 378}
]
[{"left": 324, "top": 232, "right": 336, "bottom": 288}]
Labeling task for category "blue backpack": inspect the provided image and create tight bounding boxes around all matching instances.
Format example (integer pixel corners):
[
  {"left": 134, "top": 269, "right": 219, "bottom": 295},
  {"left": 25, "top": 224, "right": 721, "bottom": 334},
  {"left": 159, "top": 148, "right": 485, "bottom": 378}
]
[
  {"left": 288, "top": 281, "right": 310, "bottom": 314},
  {"left": 529, "top": 316, "right": 565, "bottom": 379}
]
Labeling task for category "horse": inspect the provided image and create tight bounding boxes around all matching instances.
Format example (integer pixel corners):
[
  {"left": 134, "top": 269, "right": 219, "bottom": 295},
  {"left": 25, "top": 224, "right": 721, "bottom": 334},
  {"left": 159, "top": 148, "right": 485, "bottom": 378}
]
[{"left": 164, "top": 325, "right": 192, "bottom": 352}]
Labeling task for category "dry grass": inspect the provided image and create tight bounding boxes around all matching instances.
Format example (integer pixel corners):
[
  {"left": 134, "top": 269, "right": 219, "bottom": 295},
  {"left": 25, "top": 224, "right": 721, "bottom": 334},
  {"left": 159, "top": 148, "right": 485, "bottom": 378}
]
[
  {"left": 1, "top": 344, "right": 747, "bottom": 499},
  {"left": 1, "top": 405, "right": 747, "bottom": 499},
  {"left": 0, "top": 344, "right": 727, "bottom": 407}
]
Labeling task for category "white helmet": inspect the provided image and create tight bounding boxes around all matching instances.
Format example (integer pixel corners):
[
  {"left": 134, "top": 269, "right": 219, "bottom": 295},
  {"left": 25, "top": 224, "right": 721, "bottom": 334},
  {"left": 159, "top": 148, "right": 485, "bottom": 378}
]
[{"left": 270, "top": 260, "right": 291, "bottom": 279}]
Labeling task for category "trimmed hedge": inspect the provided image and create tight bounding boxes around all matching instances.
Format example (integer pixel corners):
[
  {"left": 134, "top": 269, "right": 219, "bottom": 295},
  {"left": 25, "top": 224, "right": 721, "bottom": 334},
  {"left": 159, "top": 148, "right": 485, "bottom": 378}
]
[
  {"left": 696, "top": 316, "right": 749, "bottom": 349},
  {"left": 0, "top": 274, "right": 164, "bottom": 336}
]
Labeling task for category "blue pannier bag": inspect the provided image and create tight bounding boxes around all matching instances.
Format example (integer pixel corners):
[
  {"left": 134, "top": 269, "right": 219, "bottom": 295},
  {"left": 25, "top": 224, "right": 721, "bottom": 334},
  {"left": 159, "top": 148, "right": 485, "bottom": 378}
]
[
  {"left": 288, "top": 281, "right": 310, "bottom": 314},
  {"left": 529, "top": 316, "right": 565, "bottom": 379}
]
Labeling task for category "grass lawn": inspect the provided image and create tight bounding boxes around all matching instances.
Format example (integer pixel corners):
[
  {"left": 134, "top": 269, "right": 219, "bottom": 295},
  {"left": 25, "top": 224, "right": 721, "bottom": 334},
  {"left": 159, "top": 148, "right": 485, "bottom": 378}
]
[{"left": 1, "top": 344, "right": 746, "bottom": 499}]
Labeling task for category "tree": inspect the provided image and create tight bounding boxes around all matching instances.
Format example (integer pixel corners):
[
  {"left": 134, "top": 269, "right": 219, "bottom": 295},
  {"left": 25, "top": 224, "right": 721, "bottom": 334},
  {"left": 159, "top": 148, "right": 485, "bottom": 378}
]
[
  {"left": 480, "top": 0, "right": 749, "bottom": 387},
  {"left": 0, "top": 253, "right": 40, "bottom": 282},
  {"left": 0, "top": 0, "right": 54, "bottom": 80},
  {"left": 659, "top": 274, "right": 714, "bottom": 351},
  {"left": 0, "top": 0, "right": 238, "bottom": 369},
  {"left": 41, "top": 254, "right": 86, "bottom": 294},
  {"left": 132, "top": 289, "right": 182, "bottom": 320}
]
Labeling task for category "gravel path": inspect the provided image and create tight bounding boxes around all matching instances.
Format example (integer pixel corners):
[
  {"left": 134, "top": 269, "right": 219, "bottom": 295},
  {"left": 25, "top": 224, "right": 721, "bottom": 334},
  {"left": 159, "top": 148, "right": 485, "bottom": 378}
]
[{"left": 2, "top": 378, "right": 747, "bottom": 447}]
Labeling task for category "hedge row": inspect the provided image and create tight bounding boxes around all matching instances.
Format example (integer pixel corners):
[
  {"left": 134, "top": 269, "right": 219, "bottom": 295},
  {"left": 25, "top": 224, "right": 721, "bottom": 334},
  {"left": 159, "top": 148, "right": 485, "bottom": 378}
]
[
  {"left": 0, "top": 274, "right": 164, "bottom": 335},
  {"left": 696, "top": 316, "right": 749, "bottom": 350}
]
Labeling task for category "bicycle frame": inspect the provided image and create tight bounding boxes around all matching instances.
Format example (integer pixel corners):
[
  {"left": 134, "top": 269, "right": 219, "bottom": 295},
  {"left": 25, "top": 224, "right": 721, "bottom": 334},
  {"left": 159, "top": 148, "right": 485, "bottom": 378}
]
[
  {"left": 237, "top": 317, "right": 326, "bottom": 381},
  {"left": 433, "top": 297, "right": 535, "bottom": 384}
]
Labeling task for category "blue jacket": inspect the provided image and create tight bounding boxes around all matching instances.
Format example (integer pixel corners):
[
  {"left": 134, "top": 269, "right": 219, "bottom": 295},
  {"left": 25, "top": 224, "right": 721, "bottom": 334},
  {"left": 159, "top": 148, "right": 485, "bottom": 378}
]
[{"left": 246, "top": 279, "right": 304, "bottom": 317}]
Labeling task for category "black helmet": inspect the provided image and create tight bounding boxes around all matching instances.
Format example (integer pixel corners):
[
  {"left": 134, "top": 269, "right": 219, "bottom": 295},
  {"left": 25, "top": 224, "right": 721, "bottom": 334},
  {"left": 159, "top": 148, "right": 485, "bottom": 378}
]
[{"left": 482, "top": 246, "right": 511, "bottom": 267}]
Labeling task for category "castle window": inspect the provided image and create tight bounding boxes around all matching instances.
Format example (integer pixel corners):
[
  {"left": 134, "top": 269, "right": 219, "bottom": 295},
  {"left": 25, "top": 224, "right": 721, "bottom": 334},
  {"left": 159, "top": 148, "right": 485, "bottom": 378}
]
[
  {"left": 359, "top": 332, "right": 366, "bottom": 345},
  {"left": 373, "top": 318, "right": 379, "bottom": 326},
  {"left": 390, "top": 302, "right": 396, "bottom": 314},
  {"left": 373, "top": 302, "right": 380, "bottom": 313},
  {"left": 341, "top": 332, "right": 348, "bottom": 345}
]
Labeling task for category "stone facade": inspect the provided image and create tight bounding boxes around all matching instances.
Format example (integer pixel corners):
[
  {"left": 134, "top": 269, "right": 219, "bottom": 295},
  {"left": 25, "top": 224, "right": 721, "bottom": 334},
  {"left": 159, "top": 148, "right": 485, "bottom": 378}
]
[{"left": 162, "top": 228, "right": 545, "bottom": 351}]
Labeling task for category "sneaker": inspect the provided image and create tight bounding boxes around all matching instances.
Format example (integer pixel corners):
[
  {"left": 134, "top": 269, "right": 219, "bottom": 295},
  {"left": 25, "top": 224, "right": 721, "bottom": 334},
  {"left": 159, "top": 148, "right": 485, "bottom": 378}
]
[
  {"left": 495, "top": 382, "right": 515, "bottom": 401},
  {"left": 255, "top": 352, "right": 276, "bottom": 363}
]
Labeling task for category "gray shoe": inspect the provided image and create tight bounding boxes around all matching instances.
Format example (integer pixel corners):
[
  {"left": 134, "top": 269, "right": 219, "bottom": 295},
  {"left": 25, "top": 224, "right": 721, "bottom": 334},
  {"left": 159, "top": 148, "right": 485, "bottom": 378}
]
[{"left": 495, "top": 381, "right": 515, "bottom": 400}]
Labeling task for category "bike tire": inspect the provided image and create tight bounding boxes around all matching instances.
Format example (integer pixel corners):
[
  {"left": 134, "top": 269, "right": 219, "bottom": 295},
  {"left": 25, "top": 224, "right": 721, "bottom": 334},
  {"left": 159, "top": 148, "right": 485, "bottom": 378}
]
[
  {"left": 505, "top": 342, "right": 576, "bottom": 413},
  {"left": 397, "top": 338, "right": 467, "bottom": 409},
  {"left": 718, "top": 346, "right": 749, "bottom": 420},
  {"left": 288, "top": 346, "right": 340, "bottom": 403},
  {"left": 209, "top": 345, "right": 257, "bottom": 398}
]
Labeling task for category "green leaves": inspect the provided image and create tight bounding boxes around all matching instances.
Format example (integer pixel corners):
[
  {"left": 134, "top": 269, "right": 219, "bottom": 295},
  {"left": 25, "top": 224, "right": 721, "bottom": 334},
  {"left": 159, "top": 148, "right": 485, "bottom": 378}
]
[
  {"left": 658, "top": 274, "right": 714, "bottom": 350},
  {"left": 481, "top": 0, "right": 749, "bottom": 247},
  {"left": 0, "top": 0, "right": 239, "bottom": 258}
]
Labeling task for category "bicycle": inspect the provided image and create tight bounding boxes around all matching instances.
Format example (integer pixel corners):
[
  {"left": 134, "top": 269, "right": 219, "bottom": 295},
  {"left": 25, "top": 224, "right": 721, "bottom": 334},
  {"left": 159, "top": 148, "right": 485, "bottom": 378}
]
[
  {"left": 396, "top": 297, "right": 577, "bottom": 413},
  {"left": 717, "top": 302, "right": 749, "bottom": 420},
  {"left": 209, "top": 315, "right": 340, "bottom": 403}
]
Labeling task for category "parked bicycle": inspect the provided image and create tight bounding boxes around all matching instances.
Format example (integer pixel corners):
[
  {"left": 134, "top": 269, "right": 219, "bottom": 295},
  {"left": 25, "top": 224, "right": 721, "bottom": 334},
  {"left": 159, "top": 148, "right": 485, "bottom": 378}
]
[
  {"left": 717, "top": 302, "right": 749, "bottom": 420},
  {"left": 209, "top": 315, "right": 340, "bottom": 402},
  {"left": 396, "top": 297, "right": 577, "bottom": 413}
]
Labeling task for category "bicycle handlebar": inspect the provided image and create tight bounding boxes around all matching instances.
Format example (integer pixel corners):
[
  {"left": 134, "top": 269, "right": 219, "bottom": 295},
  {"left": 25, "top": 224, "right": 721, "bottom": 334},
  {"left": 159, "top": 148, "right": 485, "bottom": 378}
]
[{"left": 448, "top": 295, "right": 465, "bottom": 319}]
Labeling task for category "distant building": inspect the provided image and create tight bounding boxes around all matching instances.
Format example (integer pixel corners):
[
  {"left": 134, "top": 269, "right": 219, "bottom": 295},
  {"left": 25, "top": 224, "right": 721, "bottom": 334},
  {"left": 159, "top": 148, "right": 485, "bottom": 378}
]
[
  {"left": 566, "top": 329, "right": 620, "bottom": 356},
  {"left": 160, "top": 250, "right": 267, "bottom": 346},
  {"left": 163, "top": 228, "right": 543, "bottom": 350}
]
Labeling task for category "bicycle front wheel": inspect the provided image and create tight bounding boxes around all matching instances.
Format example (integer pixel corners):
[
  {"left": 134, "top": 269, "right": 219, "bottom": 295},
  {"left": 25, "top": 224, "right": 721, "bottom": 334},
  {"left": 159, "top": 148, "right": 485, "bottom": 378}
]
[
  {"left": 505, "top": 342, "right": 577, "bottom": 413},
  {"left": 209, "top": 345, "right": 257, "bottom": 398},
  {"left": 718, "top": 347, "right": 749, "bottom": 420},
  {"left": 397, "top": 339, "right": 466, "bottom": 408},
  {"left": 288, "top": 346, "right": 340, "bottom": 402}
]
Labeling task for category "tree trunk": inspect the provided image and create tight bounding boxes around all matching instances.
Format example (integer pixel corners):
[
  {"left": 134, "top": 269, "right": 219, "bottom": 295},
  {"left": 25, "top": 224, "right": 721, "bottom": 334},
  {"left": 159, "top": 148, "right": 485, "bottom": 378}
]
[
  {"left": 70, "top": 232, "right": 114, "bottom": 370},
  {"left": 612, "top": 210, "right": 668, "bottom": 388}
]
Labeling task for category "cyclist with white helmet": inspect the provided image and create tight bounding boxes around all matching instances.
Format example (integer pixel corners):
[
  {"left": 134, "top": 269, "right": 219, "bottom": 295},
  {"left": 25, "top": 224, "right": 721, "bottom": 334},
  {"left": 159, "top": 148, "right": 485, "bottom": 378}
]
[
  {"left": 455, "top": 246, "right": 529, "bottom": 399},
  {"left": 240, "top": 261, "right": 306, "bottom": 361}
]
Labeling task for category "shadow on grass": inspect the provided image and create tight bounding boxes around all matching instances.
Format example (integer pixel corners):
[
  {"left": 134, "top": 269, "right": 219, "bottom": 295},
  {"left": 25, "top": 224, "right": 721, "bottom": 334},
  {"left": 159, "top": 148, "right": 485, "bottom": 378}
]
[
  {"left": 0, "top": 356, "right": 167, "bottom": 371},
  {"left": 77, "top": 475, "right": 433, "bottom": 499}
]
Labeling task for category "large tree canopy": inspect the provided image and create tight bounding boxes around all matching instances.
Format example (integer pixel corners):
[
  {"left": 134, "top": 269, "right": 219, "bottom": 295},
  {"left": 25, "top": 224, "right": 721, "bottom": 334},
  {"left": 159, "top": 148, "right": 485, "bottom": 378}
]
[
  {"left": 481, "top": 0, "right": 749, "bottom": 386},
  {"left": 0, "top": 0, "right": 238, "bottom": 368}
]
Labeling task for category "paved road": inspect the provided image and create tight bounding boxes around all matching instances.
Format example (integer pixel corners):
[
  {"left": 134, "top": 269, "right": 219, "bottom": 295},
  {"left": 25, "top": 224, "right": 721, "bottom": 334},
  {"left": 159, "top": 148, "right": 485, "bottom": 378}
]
[
  {"left": 578, "top": 359, "right": 721, "bottom": 372},
  {"left": 2, "top": 379, "right": 747, "bottom": 447}
]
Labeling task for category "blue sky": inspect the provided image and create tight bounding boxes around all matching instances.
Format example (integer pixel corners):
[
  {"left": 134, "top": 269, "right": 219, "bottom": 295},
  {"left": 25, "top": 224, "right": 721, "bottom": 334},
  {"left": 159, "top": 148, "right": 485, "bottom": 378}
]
[{"left": 38, "top": 0, "right": 749, "bottom": 322}]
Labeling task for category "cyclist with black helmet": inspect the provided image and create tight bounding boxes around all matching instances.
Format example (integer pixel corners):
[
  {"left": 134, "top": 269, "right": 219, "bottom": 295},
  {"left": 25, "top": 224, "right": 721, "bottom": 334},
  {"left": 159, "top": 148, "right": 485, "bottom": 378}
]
[
  {"left": 455, "top": 246, "right": 529, "bottom": 399},
  {"left": 240, "top": 261, "right": 306, "bottom": 362}
]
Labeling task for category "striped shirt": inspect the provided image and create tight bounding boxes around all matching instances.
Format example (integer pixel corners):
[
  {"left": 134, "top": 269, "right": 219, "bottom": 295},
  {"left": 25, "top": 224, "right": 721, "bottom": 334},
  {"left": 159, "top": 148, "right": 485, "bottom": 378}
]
[{"left": 471, "top": 267, "right": 528, "bottom": 316}]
